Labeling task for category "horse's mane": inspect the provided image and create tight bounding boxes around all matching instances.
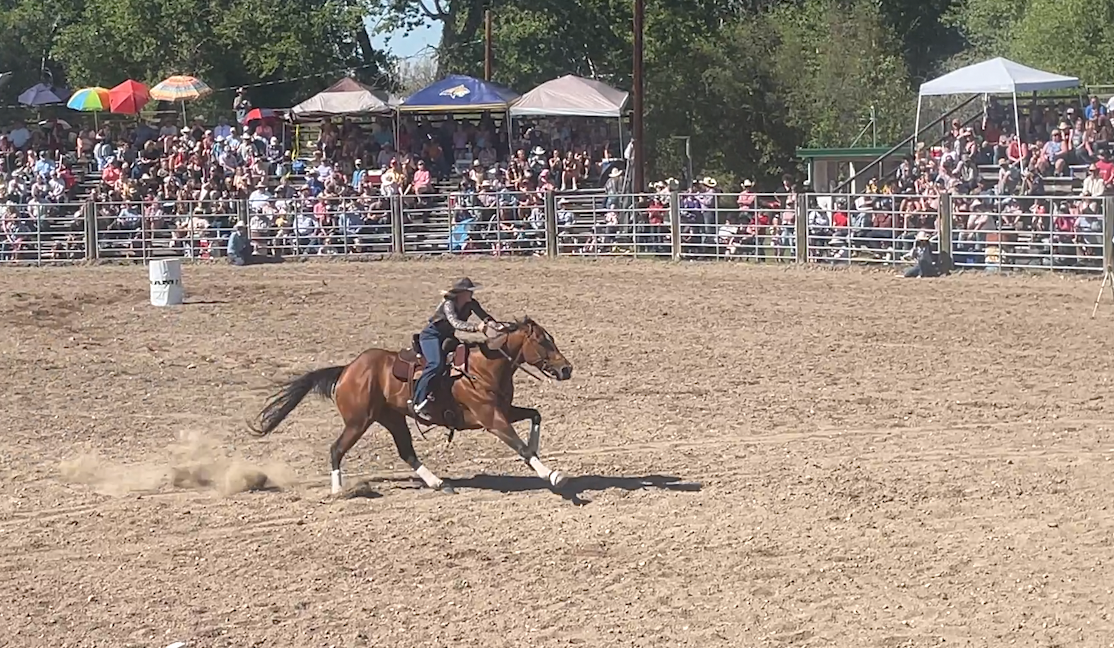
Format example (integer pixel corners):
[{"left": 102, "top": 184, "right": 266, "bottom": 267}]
[
  {"left": 477, "top": 315, "right": 537, "bottom": 358},
  {"left": 493, "top": 315, "right": 536, "bottom": 334}
]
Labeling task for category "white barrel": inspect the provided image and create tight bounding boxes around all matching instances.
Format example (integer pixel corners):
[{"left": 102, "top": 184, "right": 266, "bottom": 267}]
[{"left": 149, "top": 259, "right": 184, "bottom": 306}]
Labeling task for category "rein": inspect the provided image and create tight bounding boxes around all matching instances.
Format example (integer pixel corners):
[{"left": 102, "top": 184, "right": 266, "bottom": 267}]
[{"left": 489, "top": 328, "right": 548, "bottom": 383}]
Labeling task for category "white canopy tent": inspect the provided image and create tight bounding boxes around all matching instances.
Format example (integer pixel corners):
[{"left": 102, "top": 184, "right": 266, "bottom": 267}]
[
  {"left": 915, "top": 57, "right": 1080, "bottom": 143},
  {"left": 508, "top": 75, "right": 630, "bottom": 171},
  {"left": 510, "top": 75, "right": 629, "bottom": 118}
]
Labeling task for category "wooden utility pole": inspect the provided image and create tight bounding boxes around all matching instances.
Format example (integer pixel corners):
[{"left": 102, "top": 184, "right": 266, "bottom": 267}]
[
  {"left": 632, "top": 0, "right": 645, "bottom": 193},
  {"left": 484, "top": 9, "right": 493, "bottom": 81}
]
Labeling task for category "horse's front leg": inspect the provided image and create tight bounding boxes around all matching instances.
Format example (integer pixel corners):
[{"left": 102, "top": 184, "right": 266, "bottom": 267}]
[
  {"left": 507, "top": 406, "right": 542, "bottom": 457},
  {"left": 482, "top": 409, "right": 567, "bottom": 489}
]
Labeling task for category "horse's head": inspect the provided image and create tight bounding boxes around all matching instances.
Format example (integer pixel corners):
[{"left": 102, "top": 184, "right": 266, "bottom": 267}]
[{"left": 493, "top": 316, "right": 573, "bottom": 381}]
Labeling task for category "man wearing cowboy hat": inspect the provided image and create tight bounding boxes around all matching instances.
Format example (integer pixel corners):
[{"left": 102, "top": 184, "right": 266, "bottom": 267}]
[
  {"left": 227, "top": 221, "right": 253, "bottom": 266},
  {"left": 901, "top": 230, "right": 941, "bottom": 278},
  {"left": 410, "top": 278, "right": 505, "bottom": 416}
]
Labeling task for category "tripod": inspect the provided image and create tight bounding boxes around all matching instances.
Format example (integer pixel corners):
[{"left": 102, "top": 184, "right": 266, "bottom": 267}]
[{"left": 1092, "top": 266, "right": 1114, "bottom": 318}]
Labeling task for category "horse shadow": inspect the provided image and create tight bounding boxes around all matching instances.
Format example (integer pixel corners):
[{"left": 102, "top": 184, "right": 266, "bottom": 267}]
[{"left": 448, "top": 473, "right": 702, "bottom": 506}]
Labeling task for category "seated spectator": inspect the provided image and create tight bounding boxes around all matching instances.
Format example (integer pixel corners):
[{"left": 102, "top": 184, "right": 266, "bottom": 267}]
[{"left": 901, "top": 231, "right": 940, "bottom": 278}]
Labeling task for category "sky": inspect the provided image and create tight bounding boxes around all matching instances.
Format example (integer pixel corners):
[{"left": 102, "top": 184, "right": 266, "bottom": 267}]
[{"left": 366, "top": 18, "right": 443, "bottom": 60}]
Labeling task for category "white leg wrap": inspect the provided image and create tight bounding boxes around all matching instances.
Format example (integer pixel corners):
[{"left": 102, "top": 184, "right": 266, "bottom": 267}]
[
  {"left": 416, "top": 464, "right": 443, "bottom": 489},
  {"left": 331, "top": 470, "right": 342, "bottom": 494},
  {"left": 529, "top": 456, "right": 567, "bottom": 488},
  {"left": 528, "top": 456, "right": 552, "bottom": 479}
]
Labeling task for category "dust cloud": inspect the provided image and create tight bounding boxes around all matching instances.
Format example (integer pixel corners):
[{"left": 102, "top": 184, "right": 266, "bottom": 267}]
[{"left": 59, "top": 430, "right": 297, "bottom": 497}]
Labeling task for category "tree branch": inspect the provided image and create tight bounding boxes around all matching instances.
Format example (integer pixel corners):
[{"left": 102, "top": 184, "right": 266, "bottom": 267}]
[{"left": 418, "top": 0, "right": 447, "bottom": 20}]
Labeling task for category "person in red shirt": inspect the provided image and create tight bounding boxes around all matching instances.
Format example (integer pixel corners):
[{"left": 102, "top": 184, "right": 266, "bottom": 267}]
[
  {"left": 100, "top": 160, "right": 122, "bottom": 184},
  {"left": 1094, "top": 150, "right": 1114, "bottom": 185}
]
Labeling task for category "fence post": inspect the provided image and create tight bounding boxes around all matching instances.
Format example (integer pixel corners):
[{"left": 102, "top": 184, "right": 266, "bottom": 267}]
[
  {"left": 83, "top": 201, "right": 98, "bottom": 261},
  {"left": 794, "top": 192, "right": 808, "bottom": 264},
  {"left": 938, "top": 192, "right": 954, "bottom": 272},
  {"left": 1103, "top": 196, "right": 1114, "bottom": 272},
  {"left": 669, "top": 190, "right": 681, "bottom": 261},
  {"left": 390, "top": 196, "right": 404, "bottom": 255},
  {"left": 544, "top": 190, "right": 558, "bottom": 257}
]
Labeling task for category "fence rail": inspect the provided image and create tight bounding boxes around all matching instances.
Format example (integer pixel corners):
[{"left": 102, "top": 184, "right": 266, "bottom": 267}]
[{"left": 1, "top": 191, "right": 1111, "bottom": 273}]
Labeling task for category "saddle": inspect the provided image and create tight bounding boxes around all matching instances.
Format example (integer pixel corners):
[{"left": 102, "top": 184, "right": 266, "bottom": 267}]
[{"left": 391, "top": 334, "right": 470, "bottom": 396}]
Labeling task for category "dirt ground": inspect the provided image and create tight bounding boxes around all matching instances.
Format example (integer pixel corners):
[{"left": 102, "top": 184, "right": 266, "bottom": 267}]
[{"left": 2, "top": 259, "right": 1114, "bottom": 648}]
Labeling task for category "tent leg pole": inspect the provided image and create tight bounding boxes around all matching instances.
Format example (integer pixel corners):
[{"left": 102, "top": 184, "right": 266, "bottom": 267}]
[
  {"left": 1012, "top": 91, "right": 1021, "bottom": 142},
  {"left": 913, "top": 95, "right": 922, "bottom": 154}
]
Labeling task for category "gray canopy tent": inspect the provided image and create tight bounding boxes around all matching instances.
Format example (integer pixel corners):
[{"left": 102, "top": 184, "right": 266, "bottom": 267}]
[
  {"left": 509, "top": 74, "right": 630, "bottom": 165},
  {"left": 915, "top": 57, "right": 1080, "bottom": 141},
  {"left": 510, "top": 74, "right": 629, "bottom": 118},
  {"left": 290, "top": 77, "right": 394, "bottom": 120}
]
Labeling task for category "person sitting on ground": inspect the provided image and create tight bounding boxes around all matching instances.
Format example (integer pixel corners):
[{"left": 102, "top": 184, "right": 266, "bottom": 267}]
[
  {"left": 227, "top": 221, "right": 253, "bottom": 265},
  {"left": 901, "top": 230, "right": 941, "bottom": 278}
]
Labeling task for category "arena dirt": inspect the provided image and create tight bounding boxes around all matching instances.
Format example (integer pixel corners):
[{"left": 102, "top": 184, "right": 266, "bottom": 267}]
[{"left": 1, "top": 258, "right": 1113, "bottom": 647}]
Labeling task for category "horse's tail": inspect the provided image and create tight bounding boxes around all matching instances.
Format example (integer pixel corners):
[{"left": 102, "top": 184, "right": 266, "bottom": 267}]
[{"left": 247, "top": 365, "right": 347, "bottom": 437}]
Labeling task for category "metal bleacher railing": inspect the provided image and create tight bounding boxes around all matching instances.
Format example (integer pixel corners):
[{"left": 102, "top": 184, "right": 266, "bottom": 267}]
[{"left": 4, "top": 187, "right": 1111, "bottom": 274}]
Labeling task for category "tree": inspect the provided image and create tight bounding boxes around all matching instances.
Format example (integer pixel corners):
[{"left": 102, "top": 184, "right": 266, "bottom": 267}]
[
  {"left": 1007, "top": 0, "right": 1114, "bottom": 85},
  {"left": 0, "top": 0, "right": 390, "bottom": 108},
  {"left": 768, "top": 0, "right": 914, "bottom": 151},
  {"left": 943, "top": 0, "right": 1030, "bottom": 64}
]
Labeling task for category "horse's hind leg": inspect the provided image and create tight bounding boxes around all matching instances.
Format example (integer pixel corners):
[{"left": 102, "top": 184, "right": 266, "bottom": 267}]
[
  {"left": 329, "top": 419, "right": 372, "bottom": 494},
  {"left": 378, "top": 409, "right": 454, "bottom": 494},
  {"left": 329, "top": 393, "right": 377, "bottom": 494}
]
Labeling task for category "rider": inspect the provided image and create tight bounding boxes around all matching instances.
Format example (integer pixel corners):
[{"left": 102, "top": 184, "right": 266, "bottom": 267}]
[{"left": 410, "top": 277, "right": 503, "bottom": 416}]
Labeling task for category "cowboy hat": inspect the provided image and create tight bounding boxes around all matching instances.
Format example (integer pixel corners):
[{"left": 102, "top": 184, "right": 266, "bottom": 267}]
[
  {"left": 915, "top": 230, "right": 931, "bottom": 242},
  {"left": 702, "top": 176, "right": 718, "bottom": 188},
  {"left": 608, "top": 167, "right": 623, "bottom": 178},
  {"left": 444, "top": 277, "right": 482, "bottom": 296}
]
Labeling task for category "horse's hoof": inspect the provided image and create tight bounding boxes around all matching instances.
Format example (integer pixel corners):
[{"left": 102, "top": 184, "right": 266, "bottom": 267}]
[
  {"left": 549, "top": 471, "right": 568, "bottom": 489},
  {"left": 437, "top": 483, "right": 456, "bottom": 495}
]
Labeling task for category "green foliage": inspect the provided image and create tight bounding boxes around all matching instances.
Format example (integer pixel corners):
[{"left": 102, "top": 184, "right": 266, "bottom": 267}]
[
  {"left": 769, "top": 0, "right": 914, "bottom": 149},
  {"left": 1007, "top": 0, "right": 1114, "bottom": 84},
  {"left": 10, "top": 0, "right": 1109, "bottom": 184},
  {"left": 0, "top": 0, "right": 388, "bottom": 109}
]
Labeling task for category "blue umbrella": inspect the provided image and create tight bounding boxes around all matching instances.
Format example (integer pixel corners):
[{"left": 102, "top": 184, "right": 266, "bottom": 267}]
[{"left": 18, "top": 83, "right": 70, "bottom": 107}]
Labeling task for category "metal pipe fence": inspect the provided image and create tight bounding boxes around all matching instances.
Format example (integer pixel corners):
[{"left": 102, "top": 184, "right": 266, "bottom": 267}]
[
  {"left": 1, "top": 191, "right": 1110, "bottom": 274},
  {"left": 0, "top": 201, "right": 87, "bottom": 264}
]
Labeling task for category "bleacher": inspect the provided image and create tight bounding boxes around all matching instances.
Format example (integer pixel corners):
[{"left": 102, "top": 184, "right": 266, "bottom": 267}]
[{"left": 76, "top": 117, "right": 613, "bottom": 260}]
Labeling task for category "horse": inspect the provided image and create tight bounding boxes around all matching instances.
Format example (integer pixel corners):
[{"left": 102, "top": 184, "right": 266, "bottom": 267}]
[{"left": 247, "top": 316, "right": 574, "bottom": 495}]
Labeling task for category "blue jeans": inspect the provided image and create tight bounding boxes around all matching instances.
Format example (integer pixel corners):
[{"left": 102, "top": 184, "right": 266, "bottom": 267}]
[{"left": 412, "top": 326, "right": 446, "bottom": 404}]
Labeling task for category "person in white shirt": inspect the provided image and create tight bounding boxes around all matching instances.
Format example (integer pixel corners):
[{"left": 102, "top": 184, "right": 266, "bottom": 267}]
[
  {"left": 8, "top": 121, "right": 30, "bottom": 149},
  {"left": 248, "top": 183, "right": 271, "bottom": 212}
]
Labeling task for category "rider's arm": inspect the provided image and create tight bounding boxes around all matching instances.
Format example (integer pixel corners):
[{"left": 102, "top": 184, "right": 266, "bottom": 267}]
[
  {"left": 442, "top": 300, "right": 482, "bottom": 333},
  {"left": 469, "top": 300, "right": 496, "bottom": 327}
]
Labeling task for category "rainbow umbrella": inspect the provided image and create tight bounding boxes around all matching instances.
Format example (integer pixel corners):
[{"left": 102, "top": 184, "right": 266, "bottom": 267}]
[
  {"left": 67, "top": 86, "right": 110, "bottom": 111},
  {"left": 67, "top": 87, "right": 111, "bottom": 128}
]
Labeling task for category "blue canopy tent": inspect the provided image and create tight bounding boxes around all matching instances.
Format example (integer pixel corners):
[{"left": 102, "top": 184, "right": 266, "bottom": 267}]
[
  {"left": 398, "top": 75, "right": 519, "bottom": 113},
  {"left": 398, "top": 75, "right": 520, "bottom": 171}
]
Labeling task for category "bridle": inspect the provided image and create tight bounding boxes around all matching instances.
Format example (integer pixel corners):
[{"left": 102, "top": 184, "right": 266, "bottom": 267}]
[{"left": 491, "top": 323, "right": 551, "bottom": 382}]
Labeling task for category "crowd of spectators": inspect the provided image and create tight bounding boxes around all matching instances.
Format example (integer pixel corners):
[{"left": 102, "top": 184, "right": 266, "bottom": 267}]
[
  {"left": 3, "top": 87, "right": 1114, "bottom": 267},
  {"left": 0, "top": 119, "right": 85, "bottom": 260},
  {"left": 1, "top": 86, "right": 628, "bottom": 261},
  {"left": 779, "top": 95, "right": 1114, "bottom": 267}
]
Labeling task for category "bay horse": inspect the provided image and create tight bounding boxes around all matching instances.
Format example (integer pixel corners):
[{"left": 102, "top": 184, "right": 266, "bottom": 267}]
[{"left": 247, "top": 317, "right": 573, "bottom": 495}]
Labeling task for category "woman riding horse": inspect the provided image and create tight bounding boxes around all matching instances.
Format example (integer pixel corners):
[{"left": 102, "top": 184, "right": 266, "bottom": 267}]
[{"left": 410, "top": 277, "right": 505, "bottom": 416}]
